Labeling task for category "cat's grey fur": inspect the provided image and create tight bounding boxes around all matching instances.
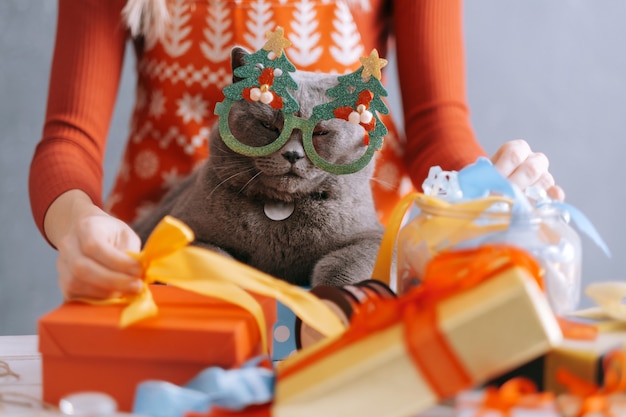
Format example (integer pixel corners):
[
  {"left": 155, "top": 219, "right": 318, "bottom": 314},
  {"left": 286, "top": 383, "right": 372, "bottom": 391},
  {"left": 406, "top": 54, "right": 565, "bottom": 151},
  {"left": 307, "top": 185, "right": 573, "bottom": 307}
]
[{"left": 132, "top": 47, "right": 384, "bottom": 287}]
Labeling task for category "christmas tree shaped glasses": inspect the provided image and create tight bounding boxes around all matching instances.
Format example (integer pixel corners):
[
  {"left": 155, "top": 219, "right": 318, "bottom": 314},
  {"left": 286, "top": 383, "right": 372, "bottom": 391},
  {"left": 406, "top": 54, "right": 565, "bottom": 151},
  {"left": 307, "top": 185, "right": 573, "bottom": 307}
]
[{"left": 213, "top": 28, "right": 390, "bottom": 175}]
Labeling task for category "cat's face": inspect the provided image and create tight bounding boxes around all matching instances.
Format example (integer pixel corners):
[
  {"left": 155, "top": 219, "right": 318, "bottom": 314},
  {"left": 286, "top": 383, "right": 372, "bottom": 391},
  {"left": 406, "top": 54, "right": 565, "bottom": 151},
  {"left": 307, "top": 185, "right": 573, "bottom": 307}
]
[{"left": 209, "top": 52, "right": 372, "bottom": 201}]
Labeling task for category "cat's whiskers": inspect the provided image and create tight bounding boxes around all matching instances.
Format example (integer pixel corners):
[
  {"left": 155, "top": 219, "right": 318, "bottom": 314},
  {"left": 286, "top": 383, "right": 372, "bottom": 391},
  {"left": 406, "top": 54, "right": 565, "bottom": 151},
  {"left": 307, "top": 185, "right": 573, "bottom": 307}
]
[
  {"left": 238, "top": 171, "right": 263, "bottom": 194},
  {"left": 208, "top": 167, "right": 256, "bottom": 199}
]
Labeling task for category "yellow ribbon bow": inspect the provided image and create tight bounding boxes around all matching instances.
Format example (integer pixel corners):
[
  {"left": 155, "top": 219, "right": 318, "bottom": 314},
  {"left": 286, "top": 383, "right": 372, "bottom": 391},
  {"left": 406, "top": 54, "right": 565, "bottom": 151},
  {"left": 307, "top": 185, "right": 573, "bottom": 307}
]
[{"left": 74, "top": 216, "right": 346, "bottom": 353}]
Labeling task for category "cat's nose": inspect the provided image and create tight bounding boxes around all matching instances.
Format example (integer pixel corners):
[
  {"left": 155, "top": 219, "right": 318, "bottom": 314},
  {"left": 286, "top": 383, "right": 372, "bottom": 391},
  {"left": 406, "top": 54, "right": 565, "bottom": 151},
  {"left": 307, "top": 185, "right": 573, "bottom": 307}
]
[{"left": 282, "top": 151, "right": 304, "bottom": 164}]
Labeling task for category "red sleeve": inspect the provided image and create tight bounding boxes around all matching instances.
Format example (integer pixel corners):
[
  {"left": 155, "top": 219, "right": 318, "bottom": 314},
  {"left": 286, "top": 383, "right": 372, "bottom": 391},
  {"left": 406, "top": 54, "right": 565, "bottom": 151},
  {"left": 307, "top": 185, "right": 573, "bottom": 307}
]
[
  {"left": 28, "top": 0, "right": 128, "bottom": 239},
  {"left": 393, "top": 0, "right": 487, "bottom": 187}
]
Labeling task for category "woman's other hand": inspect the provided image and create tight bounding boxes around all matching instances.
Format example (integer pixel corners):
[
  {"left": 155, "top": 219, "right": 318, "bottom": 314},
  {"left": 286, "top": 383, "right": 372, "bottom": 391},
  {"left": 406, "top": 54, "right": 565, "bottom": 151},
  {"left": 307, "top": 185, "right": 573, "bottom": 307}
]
[{"left": 491, "top": 139, "right": 565, "bottom": 201}]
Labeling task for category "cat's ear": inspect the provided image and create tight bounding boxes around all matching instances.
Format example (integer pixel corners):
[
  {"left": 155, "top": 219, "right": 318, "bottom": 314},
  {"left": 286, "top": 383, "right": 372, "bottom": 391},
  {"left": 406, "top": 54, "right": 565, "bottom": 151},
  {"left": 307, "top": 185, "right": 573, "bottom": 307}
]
[{"left": 231, "top": 47, "right": 250, "bottom": 83}]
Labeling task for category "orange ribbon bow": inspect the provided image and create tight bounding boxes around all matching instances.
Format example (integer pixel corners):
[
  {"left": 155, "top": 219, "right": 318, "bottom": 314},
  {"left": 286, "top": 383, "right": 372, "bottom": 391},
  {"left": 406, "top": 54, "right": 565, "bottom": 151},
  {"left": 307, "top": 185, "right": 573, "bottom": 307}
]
[
  {"left": 557, "top": 350, "right": 626, "bottom": 417},
  {"left": 466, "top": 378, "right": 555, "bottom": 417}
]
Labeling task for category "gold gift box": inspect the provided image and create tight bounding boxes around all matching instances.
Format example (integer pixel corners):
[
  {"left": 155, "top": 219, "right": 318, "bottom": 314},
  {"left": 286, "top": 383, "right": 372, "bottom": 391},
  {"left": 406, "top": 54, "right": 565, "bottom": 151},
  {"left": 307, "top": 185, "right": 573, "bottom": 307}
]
[
  {"left": 545, "top": 331, "right": 626, "bottom": 393},
  {"left": 272, "top": 265, "right": 562, "bottom": 417},
  {"left": 491, "top": 308, "right": 626, "bottom": 394}
]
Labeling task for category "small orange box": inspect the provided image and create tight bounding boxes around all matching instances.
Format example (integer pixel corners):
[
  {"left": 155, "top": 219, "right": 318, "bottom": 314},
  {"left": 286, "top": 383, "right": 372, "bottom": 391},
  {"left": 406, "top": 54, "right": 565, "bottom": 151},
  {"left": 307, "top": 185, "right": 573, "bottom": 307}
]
[{"left": 39, "top": 285, "right": 276, "bottom": 411}]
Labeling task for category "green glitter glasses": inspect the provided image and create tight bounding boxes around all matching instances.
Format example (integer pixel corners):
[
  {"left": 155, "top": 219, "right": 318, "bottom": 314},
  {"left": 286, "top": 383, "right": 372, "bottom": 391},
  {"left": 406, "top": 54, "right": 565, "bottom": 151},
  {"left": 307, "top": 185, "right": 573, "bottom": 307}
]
[{"left": 213, "top": 28, "right": 390, "bottom": 175}]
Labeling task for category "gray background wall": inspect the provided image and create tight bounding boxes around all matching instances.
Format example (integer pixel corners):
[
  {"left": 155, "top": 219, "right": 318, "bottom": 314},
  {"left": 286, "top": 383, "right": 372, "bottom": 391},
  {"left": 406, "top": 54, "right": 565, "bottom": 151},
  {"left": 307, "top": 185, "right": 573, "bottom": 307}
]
[{"left": 1, "top": 1, "right": 624, "bottom": 335}]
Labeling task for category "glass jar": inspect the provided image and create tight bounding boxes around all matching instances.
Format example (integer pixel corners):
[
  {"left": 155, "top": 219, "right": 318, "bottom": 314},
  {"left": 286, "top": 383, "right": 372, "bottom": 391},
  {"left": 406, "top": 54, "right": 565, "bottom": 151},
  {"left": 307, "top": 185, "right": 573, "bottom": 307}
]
[{"left": 396, "top": 196, "right": 582, "bottom": 315}]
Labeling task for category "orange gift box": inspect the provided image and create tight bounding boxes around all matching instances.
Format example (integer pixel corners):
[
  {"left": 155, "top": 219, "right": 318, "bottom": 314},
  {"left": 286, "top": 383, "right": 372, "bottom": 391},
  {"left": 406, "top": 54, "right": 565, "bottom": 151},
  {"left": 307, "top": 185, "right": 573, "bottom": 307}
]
[{"left": 38, "top": 285, "right": 276, "bottom": 411}]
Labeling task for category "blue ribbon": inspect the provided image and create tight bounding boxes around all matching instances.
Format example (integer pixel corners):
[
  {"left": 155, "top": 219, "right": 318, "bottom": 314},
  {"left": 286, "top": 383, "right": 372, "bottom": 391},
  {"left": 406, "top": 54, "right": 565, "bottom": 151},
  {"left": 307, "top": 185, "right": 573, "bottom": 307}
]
[
  {"left": 457, "top": 157, "right": 517, "bottom": 200},
  {"left": 546, "top": 201, "right": 611, "bottom": 257},
  {"left": 132, "top": 356, "right": 275, "bottom": 417},
  {"left": 454, "top": 157, "right": 610, "bottom": 257}
]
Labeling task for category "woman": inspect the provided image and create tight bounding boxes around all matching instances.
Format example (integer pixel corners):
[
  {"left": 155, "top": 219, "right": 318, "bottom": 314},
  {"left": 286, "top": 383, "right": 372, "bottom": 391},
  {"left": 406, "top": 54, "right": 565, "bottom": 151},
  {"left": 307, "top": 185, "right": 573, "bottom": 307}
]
[{"left": 29, "top": 0, "right": 562, "bottom": 299}]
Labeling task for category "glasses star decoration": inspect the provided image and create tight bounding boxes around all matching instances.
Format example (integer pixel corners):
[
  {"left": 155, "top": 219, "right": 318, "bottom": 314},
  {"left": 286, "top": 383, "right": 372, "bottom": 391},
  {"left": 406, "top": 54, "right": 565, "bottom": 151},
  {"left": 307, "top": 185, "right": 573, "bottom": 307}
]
[{"left": 214, "top": 27, "right": 390, "bottom": 175}]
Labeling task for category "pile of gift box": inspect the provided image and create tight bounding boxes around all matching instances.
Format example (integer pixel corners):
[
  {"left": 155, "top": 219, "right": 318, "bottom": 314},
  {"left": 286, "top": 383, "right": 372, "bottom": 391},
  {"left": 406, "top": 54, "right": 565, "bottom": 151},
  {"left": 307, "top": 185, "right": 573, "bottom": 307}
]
[{"left": 38, "top": 161, "right": 624, "bottom": 417}]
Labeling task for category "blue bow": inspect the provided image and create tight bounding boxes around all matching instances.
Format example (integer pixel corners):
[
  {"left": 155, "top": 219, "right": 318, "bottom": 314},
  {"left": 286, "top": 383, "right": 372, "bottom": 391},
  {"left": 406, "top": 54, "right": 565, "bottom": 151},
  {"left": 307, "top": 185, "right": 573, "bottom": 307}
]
[
  {"left": 456, "top": 157, "right": 610, "bottom": 257},
  {"left": 132, "top": 356, "right": 275, "bottom": 417}
]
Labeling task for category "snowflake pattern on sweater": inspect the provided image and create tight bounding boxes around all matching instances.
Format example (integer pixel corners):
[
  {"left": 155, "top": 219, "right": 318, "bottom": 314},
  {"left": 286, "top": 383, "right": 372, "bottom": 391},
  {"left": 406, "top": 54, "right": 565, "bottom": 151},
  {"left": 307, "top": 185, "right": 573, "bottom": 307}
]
[{"left": 106, "top": 0, "right": 410, "bottom": 224}]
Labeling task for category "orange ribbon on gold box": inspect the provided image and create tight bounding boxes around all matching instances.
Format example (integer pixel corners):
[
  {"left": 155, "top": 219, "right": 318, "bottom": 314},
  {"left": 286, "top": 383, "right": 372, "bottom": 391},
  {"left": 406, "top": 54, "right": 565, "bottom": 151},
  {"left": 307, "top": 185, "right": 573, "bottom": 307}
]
[{"left": 271, "top": 245, "right": 563, "bottom": 417}]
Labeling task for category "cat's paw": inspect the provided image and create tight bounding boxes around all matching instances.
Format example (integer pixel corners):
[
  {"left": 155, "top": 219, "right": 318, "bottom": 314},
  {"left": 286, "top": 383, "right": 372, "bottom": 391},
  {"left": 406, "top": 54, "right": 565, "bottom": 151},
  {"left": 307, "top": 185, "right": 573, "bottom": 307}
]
[{"left": 311, "top": 240, "right": 381, "bottom": 287}]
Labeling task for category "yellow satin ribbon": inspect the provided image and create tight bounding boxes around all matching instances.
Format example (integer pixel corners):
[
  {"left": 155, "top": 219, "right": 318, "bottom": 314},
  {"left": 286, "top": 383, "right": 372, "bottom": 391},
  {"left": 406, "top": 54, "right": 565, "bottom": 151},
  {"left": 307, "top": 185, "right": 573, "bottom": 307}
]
[
  {"left": 72, "top": 216, "right": 346, "bottom": 354},
  {"left": 372, "top": 192, "right": 514, "bottom": 288}
]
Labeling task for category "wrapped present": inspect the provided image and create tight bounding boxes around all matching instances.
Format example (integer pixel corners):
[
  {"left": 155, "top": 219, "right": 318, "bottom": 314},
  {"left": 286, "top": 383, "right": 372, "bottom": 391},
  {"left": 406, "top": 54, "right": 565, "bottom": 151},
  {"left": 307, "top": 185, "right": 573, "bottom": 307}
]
[
  {"left": 489, "top": 281, "right": 626, "bottom": 394},
  {"left": 39, "top": 285, "right": 276, "bottom": 411},
  {"left": 455, "top": 378, "right": 559, "bottom": 417},
  {"left": 38, "top": 216, "right": 345, "bottom": 412},
  {"left": 554, "top": 350, "right": 626, "bottom": 416},
  {"left": 488, "top": 328, "right": 626, "bottom": 395},
  {"left": 272, "top": 245, "right": 562, "bottom": 417}
]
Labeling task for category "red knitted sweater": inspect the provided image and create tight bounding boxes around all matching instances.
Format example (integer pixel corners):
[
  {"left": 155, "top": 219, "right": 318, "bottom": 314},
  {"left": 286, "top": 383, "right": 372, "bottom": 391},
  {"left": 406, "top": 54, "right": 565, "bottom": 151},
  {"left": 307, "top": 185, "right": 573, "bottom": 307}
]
[{"left": 29, "top": 0, "right": 485, "bottom": 238}]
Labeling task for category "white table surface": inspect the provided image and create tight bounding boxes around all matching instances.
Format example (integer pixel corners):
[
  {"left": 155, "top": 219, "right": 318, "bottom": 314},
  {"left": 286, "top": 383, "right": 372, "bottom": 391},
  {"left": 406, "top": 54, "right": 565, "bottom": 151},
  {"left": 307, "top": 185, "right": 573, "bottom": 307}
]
[
  {"left": 0, "top": 335, "right": 55, "bottom": 416},
  {"left": 0, "top": 335, "right": 455, "bottom": 417}
]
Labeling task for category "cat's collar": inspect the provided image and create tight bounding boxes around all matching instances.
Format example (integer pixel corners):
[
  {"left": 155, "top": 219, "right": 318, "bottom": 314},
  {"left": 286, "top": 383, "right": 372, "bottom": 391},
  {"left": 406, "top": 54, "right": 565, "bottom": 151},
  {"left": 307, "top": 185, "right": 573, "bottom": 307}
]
[
  {"left": 263, "top": 200, "right": 295, "bottom": 221},
  {"left": 261, "top": 190, "right": 329, "bottom": 221}
]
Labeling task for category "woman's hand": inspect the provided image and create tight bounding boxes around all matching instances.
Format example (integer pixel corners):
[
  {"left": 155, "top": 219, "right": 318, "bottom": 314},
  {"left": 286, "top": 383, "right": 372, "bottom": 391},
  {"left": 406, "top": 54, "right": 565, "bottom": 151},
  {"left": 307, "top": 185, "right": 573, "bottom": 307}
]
[
  {"left": 490, "top": 139, "right": 565, "bottom": 201},
  {"left": 45, "top": 190, "right": 143, "bottom": 300}
]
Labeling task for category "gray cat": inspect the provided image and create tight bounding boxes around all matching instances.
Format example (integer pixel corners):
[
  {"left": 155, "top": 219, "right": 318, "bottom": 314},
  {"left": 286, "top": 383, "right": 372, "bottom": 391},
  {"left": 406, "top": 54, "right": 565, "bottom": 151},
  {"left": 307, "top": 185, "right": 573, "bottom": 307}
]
[{"left": 132, "top": 47, "right": 384, "bottom": 287}]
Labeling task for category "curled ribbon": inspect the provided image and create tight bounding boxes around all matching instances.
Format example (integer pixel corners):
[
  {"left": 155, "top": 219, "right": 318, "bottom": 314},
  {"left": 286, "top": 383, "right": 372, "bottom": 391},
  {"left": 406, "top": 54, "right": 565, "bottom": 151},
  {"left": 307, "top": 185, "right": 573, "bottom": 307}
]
[
  {"left": 282, "top": 244, "right": 544, "bottom": 400},
  {"left": 556, "top": 350, "right": 626, "bottom": 417},
  {"left": 460, "top": 378, "right": 555, "bottom": 417},
  {"left": 0, "top": 361, "right": 19, "bottom": 380},
  {"left": 72, "top": 216, "right": 346, "bottom": 353}
]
